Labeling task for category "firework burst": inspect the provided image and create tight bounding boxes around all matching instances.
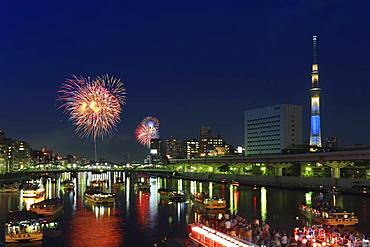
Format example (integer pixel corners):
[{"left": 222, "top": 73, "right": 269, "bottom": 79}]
[
  {"left": 135, "top": 116, "right": 160, "bottom": 147},
  {"left": 58, "top": 74, "right": 126, "bottom": 140}
]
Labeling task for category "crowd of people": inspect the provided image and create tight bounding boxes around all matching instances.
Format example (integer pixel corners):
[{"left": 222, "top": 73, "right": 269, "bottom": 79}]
[
  {"left": 198, "top": 212, "right": 290, "bottom": 247},
  {"left": 196, "top": 212, "right": 369, "bottom": 247},
  {"left": 294, "top": 226, "right": 369, "bottom": 247}
]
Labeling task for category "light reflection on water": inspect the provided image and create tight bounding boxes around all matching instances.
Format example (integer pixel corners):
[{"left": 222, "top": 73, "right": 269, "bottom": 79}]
[{"left": 0, "top": 172, "right": 369, "bottom": 246}]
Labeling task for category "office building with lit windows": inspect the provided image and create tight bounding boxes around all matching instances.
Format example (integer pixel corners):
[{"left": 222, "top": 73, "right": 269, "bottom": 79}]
[
  {"left": 244, "top": 104, "right": 302, "bottom": 155},
  {"left": 150, "top": 138, "right": 163, "bottom": 164},
  {"left": 183, "top": 139, "right": 199, "bottom": 159},
  {"left": 163, "top": 137, "right": 183, "bottom": 159},
  {"left": 7, "top": 140, "right": 31, "bottom": 171},
  {"left": 198, "top": 127, "right": 230, "bottom": 157}
]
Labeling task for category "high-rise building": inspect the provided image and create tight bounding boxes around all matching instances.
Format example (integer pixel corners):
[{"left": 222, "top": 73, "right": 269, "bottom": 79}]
[
  {"left": 31, "top": 147, "right": 54, "bottom": 164},
  {"left": 0, "top": 144, "right": 6, "bottom": 173},
  {"left": 199, "top": 134, "right": 227, "bottom": 157},
  {"left": 244, "top": 104, "right": 302, "bottom": 155},
  {"left": 7, "top": 140, "right": 31, "bottom": 171},
  {"left": 163, "top": 137, "right": 183, "bottom": 159},
  {"left": 0, "top": 130, "right": 6, "bottom": 172},
  {"left": 183, "top": 139, "right": 199, "bottom": 159},
  {"left": 309, "top": 35, "right": 322, "bottom": 148},
  {"left": 200, "top": 126, "right": 212, "bottom": 138},
  {"left": 0, "top": 130, "right": 5, "bottom": 145},
  {"left": 199, "top": 127, "right": 230, "bottom": 157},
  {"left": 150, "top": 138, "right": 163, "bottom": 164}
]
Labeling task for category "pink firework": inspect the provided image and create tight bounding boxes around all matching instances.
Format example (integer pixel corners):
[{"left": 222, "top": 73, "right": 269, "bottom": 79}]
[
  {"left": 135, "top": 116, "right": 160, "bottom": 147},
  {"left": 58, "top": 74, "right": 126, "bottom": 140}
]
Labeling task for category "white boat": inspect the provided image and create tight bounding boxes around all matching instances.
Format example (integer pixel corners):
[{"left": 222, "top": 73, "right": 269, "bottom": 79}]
[
  {"left": 29, "top": 198, "right": 63, "bottom": 217},
  {"left": 22, "top": 182, "right": 44, "bottom": 198},
  {"left": 84, "top": 190, "right": 115, "bottom": 204}
]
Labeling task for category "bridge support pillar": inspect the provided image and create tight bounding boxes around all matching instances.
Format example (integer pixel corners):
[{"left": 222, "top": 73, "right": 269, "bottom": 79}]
[
  {"left": 270, "top": 163, "right": 292, "bottom": 176},
  {"left": 325, "top": 161, "right": 352, "bottom": 179},
  {"left": 331, "top": 167, "right": 340, "bottom": 179}
]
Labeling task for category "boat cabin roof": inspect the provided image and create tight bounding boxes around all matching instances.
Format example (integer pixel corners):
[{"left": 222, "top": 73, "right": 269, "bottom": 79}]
[{"left": 7, "top": 211, "right": 44, "bottom": 223}]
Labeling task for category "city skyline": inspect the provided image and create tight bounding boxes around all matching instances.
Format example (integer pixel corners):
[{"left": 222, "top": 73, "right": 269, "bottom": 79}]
[{"left": 1, "top": 1, "right": 370, "bottom": 161}]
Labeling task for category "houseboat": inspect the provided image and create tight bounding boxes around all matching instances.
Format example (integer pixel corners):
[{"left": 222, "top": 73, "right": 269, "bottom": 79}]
[
  {"left": 194, "top": 192, "right": 226, "bottom": 210},
  {"left": 169, "top": 191, "right": 187, "bottom": 202},
  {"left": 22, "top": 182, "right": 44, "bottom": 198},
  {"left": 90, "top": 179, "right": 108, "bottom": 190},
  {"left": 189, "top": 224, "right": 256, "bottom": 247},
  {"left": 61, "top": 180, "right": 74, "bottom": 191},
  {"left": 135, "top": 182, "right": 151, "bottom": 191},
  {"left": 158, "top": 188, "right": 173, "bottom": 196},
  {"left": 5, "top": 211, "right": 60, "bottom": 244},
  {"left": 112, "top": 178, "right": 125, "bottom": 190},
  {"left": 5, "top": 211, "right": 44, "bottom": 243},
  {"left": 29, "top": 198, "right": 63, "bottom": 217},
  {"left": 84, "top": 190, "right": 115, "bottom": 204},
  {"left": 299, "top": 203, "right": 358, "bottom": 226},
  {"left": 0, "top": 183, "right": 19, "bottom": 193}
]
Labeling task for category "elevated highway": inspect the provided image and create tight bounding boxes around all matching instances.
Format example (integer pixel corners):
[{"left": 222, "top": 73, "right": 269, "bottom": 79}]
[{"left": 170, "top": 149, "right": 370, "bottom": 178}]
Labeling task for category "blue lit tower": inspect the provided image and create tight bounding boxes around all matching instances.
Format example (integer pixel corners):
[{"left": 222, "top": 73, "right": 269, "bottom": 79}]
[{"left": 309, "top": 35, "right": 322, "bottom": 148}]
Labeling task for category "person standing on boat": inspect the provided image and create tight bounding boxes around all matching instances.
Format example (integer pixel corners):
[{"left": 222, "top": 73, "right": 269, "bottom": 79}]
[
  {"left": 263, "top": 222, "right": 270, "bottom": 235},
  {"left": 225, "top": 219, "right": 231, "bottom": 233},
  {"left": 281, "top": 233, "right": 288, "bottom": 247}
]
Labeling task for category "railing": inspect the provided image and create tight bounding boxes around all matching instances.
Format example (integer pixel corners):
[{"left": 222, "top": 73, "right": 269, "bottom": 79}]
[{"left": 189, "top": 223, "right": 258, "bottom": 247}]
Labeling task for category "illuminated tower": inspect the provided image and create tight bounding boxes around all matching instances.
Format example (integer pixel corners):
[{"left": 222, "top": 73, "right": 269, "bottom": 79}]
[{"left": 309, "top": 35, "right": 322, "bottom": 148}]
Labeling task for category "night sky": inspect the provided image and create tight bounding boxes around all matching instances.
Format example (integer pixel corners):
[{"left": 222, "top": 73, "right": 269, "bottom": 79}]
[{"left": 1, "top": 1, "right": 370, "bottom": 162}]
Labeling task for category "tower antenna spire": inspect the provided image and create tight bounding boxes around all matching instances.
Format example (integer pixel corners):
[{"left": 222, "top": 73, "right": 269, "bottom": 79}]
[
  {"left": 309, "top": 34, "right": 322, "bottom": 150},
  {"left": 313, "top": 35, "right": 317, "bottom": 64}
]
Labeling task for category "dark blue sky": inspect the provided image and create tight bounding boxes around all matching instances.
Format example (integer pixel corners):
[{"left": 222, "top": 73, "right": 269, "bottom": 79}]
[{"left": 1, "top": 1, "right": 370, "bottom": 162}]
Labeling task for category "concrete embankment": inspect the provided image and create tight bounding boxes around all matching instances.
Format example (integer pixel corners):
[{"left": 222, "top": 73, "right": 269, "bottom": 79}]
[{"left": 143, "top": 171, "right": 370, "bottom": 194}]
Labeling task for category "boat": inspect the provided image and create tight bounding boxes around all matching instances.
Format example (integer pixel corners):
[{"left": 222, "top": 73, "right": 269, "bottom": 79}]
[
  {"left": 29, "top": 198, "right": 63, "bottom": 217},
  {"left": 5, "top": 211, "right": 44, "bottom": 243},
  {"left": 113, "top": 178, "right": 125, "bottom": 190},
  {"left": 351, "top": 182, "right": 370, "bottom": 196},
  {"left": 90, "top": 179, "right": 108, "bottom": 188},
  {"left": 189, "top": 223, "right": 257, "bottom": 247},
  {"left": 135, "top": 182, "right": 151, "bottom": 191},
  {"left": 0, "top": 184, "right": 19, "bottom": 193},
  {"left": 231, "top": 180, "right": 240, "bottom": 186},
  {"left": 84, "top": 190, "right": 115, "bottom": 204},
  {"left": 293, "top": 225, "right": 370, "bottom": 247},
  {"left": 61, "top": 180, "right": 74, "bottom": 191},
  {"left": 319, "top": 185, "right": 339, "bottom": 194},
  {"left": 22, "top": 182, "right": 44, "bottom": 198},
  {"left": 169, "top": 191, "right": 187, "bottom": 202},
  {"left": 115, "top": 177, "right": 125, "bottom": 184},
  {"left": 5, "top": 211, "right": 60, "bottom": 244},
  {"left": 193, "top": 192, "right": 226, "bottom": 210},
  {"left": 299, "top": 202, "right": 359, "bottom": 226},
  {"left": 157, "top": 188, "right": 173, "bottom": 196}
]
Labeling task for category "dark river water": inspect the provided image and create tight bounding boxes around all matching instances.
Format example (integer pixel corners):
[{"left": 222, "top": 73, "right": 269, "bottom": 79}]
[{"left": 0, "top": 172, "right": 369, "bottom": 246}]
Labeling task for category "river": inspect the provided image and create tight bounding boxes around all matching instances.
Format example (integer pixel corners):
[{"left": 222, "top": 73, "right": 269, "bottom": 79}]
[{"left": 0, "top": 172, "right": 369, "bottom": 246}]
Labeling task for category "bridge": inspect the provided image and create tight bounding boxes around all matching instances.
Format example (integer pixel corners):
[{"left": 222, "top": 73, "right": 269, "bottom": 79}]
[
  {"left": 2, "top": 149, "right": 370, "bottom": 180},
  {"left": 0, "top": 161, "right": 172, "bottom": 182},
  {"left": 169, "top": 149, "right": 370, "bottom": 179},
  {"left": 19, "top": 162, "right": 171, "bottom": 173}
]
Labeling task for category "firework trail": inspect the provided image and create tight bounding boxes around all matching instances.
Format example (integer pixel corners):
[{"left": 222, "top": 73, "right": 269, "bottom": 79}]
[
  {"left": 135, "top": 116, "right": 160, "bottom": 148},
  {"left": 58, "top": 74, "right": 126, "bottom": 159}
]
